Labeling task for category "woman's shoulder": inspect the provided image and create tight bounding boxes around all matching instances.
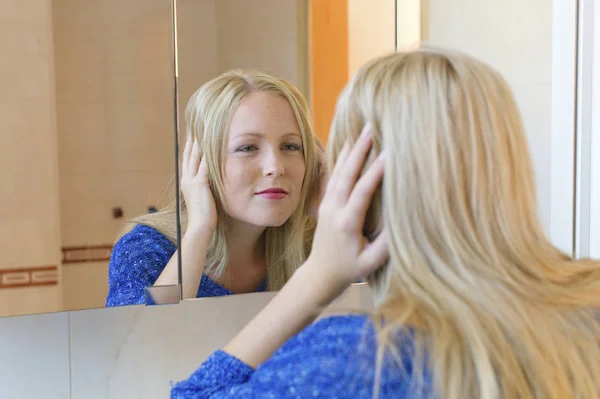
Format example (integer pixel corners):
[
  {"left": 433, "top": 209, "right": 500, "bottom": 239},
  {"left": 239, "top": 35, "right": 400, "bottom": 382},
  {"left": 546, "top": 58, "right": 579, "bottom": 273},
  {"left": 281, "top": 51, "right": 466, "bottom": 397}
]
[
  {"left": 301, "top": 314, "right": 374, "bottom": 341},
  {"left": 109, "top": 224, "right": 177, "bottom": 273},
  {"left": 113, "top": 224, "right": 177, "bottom": 255},
  {"left": 260, "top": 314, "right": 424, "bottom": 397},
  {"left": 273, "top": 314, "right": 377, "bottom": 363}
]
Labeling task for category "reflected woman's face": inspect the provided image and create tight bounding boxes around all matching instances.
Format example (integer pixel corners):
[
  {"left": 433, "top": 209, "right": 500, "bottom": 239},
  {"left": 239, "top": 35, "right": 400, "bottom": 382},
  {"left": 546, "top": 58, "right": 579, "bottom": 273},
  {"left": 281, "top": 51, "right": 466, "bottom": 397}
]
[{"left": 222, "top": 91, "right": 306, "bottom": 228}]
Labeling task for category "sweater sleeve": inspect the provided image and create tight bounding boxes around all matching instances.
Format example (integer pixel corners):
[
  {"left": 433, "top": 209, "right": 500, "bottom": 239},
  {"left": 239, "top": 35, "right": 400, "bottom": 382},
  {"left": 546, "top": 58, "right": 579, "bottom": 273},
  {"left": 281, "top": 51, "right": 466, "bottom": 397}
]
[
  {"left": 105, "top": 225, "right": 176, "bottom": 307},
  {"left": 170, "top": 315, "right": 416, "bottom": 399}
]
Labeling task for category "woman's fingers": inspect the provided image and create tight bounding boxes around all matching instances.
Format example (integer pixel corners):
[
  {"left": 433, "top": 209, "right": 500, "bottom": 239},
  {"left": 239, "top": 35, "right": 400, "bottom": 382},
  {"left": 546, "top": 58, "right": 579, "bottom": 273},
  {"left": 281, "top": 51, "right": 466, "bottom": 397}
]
[
  {"left": 345, "top": 152, "right": 384, "bottom": 226},
  {"left": 182, "top": 136, "right": 192, "bottom": 174},
  {"left": 197, "top": 155, "right": 209, "bottom": 183},
  {"left": 358, "top": 229, "right": 388, "bottom": 276},
  {"left": 323, "top": 140, "right": 350, "bottom": 199},
  {"left": 189, "top": 140, "right": 202, "bottom": 177},
  {"left": 334, "top": 125, "right": 373, "bottom": 203}
]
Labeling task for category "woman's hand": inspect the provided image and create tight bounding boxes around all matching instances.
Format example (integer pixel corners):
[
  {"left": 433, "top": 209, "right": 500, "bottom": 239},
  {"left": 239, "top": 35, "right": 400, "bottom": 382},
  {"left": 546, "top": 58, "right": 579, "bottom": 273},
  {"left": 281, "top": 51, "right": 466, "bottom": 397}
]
[
  {"left": 307, "top": 136, "right": 328, "bottom": 220},
  {"left": 181, "top": 136, "right": 218, "bottom": 234},
  {"left": 305, "top": 125, "right": 387, "bottom": 295}
]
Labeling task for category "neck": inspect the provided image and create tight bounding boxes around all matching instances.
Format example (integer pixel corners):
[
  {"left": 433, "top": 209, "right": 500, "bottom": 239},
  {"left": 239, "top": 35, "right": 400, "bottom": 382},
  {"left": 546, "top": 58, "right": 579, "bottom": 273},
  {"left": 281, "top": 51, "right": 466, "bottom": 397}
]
[{"left": 225, "top": 219, "right": 267, "bottom": 270}]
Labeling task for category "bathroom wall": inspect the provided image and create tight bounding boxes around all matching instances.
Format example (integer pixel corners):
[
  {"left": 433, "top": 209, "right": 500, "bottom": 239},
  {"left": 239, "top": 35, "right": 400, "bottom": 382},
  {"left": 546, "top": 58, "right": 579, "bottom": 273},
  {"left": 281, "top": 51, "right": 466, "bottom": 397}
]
[
  {"left": 347, "top": 0, "right": 396, "bottom": 76},
  {"left": 0, "top": 0, "right": 63, "bottom": 316},
  {"left": 53, "top": 0, "right": 175, "bottom": 311},
  {"left": 176, "top": 0, "right": 307, "bottom": 137},
  {"left": 426, "top": 0, "right": 566, "bottom": 248},
  {"left": 175, "top": 0, "right": 218, "bottom": 134},
  {"left": 0, "top": 283, "right": 373, "bottom": 399}
]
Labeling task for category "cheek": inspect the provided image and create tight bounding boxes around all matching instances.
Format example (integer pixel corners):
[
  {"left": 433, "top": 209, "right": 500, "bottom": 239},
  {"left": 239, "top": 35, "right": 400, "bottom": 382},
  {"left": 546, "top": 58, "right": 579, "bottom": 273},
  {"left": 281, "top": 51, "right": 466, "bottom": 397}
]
[
  {"left": 223, "top": 160, "right": 245, "bottom": 195},
  {"left": 223, "top": 158, "right": 258, "bottom": 195},
  {"left": 288, "top": 157, "right": 306, "bottom": 185}
]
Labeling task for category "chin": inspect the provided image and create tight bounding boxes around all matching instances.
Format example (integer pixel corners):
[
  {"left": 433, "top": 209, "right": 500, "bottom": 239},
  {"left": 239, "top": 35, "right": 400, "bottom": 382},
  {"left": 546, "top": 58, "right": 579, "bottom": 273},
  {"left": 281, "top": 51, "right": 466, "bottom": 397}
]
[
  {"left": 246, "top": 213, "right": 293, "bottom": 228},
  {"left": 257, "top": 218, "right": 290, "bottom": 228}
]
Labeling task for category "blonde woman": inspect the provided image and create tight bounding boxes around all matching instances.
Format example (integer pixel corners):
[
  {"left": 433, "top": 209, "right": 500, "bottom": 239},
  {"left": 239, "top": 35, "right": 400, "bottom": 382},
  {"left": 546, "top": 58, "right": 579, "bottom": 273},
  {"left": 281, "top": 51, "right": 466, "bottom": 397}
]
[
  {"left": 105, "top": 69, "right": 323, "bottom": 307},
  {"left": 171, "top": 48, "right": 600, "bottom": 398}
]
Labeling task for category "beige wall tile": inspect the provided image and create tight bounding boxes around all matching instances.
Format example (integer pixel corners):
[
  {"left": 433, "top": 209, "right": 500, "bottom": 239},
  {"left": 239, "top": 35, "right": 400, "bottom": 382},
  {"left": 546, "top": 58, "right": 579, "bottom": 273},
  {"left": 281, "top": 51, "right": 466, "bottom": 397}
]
[
  {"left": 0, "top": 286, "right": 62, "bottom": 317},
  {"left": 59, "top": 172, "right": 116, "bottom": 246},
  {"left": 63, "top": 261, "right": 109, "bottom": 311},
  {"left": 215, "top": 0, "right": 304, "bottom": 89},
  {"left": 217, "top": 33, "right": 301, "bottom": 87},
  {"left": 106, "top": 100, "right": 174, "bottom": 174},
  {"left": 1, "top": 0, "right": 53, "bottom": 26},
  {"left": 57, "top": 102, "right": 108, "bottom": 175},
  {"left": 109, "top": 170, "right": 174, "bottom": 227},
  {"left": 0, "top": 25, "right": 54, "bottom": 100},
  {"left": 0, "top": 0, "right": 61, "bottom": 320},
  {"left": 54, "top": 31, "right": 107, "bottom": 102},
  {"left": 54, "top": 0, "right": 175, "bottom": 311},
  {"left": 176, "top": 0, "right": 218, "bottom": 133},
  {"left": 216, "top": 0, "right": 299, "bottom": 40}
]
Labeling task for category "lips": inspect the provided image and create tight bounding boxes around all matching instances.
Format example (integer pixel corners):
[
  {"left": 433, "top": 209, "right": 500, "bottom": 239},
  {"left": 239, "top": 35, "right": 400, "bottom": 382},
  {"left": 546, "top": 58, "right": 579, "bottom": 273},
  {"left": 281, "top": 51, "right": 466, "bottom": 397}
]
[
  {"left": 256, "top": 188, "right": 288, "bottom": 195},
  {"left": 255, "top": 188, "right": 288, "bottom": 200}
]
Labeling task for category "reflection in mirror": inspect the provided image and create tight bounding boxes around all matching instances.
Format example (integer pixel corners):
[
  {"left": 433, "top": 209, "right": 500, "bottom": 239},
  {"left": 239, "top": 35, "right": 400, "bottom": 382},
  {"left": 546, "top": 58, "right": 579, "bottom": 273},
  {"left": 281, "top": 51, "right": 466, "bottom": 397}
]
[
  {"left": 173, "top": 0, "right": 395, "bottom": 300},
  {"left": 0, "top": 0, "right": 177, "bottom": 318},
  {"left": 145, "top": 285, "right": 180, "bottom": 305}
]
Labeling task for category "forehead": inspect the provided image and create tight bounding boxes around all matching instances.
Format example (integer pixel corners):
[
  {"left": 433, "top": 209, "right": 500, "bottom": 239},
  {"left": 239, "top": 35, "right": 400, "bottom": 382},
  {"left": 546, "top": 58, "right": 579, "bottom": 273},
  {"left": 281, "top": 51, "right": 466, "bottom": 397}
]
[{"left": 228, "top": 91, "right": 300, "bottom": 139}]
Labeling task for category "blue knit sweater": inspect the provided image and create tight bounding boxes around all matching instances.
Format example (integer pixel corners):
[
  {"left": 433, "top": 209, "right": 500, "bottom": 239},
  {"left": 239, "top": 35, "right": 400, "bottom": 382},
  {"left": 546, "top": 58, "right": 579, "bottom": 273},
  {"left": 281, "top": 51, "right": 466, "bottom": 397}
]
[
  {"left": 105, "top": 224, "right": 267, "bottom": 307},
  {"left": 170, "top": 315, "right": 432, "bottom": 398}
]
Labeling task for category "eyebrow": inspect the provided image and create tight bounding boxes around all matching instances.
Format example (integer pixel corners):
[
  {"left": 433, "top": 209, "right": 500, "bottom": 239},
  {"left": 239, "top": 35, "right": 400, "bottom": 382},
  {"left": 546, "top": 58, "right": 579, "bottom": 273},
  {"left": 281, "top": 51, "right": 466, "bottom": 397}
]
[{"left": 231, "top": 132, "right": 302, "bottom": 140}]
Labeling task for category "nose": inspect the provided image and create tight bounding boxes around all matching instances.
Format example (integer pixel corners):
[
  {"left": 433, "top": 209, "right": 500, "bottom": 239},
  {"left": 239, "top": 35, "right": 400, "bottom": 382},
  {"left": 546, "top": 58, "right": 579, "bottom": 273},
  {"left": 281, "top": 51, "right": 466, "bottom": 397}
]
[{"left": 263, "top": 149, "right": 285, "bottom": 177}]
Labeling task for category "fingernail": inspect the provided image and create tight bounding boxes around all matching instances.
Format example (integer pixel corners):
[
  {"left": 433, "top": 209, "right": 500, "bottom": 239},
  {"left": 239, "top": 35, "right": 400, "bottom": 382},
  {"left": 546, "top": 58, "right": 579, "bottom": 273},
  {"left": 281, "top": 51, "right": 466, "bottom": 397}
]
[{"left": 360, "top": 124, "right": 372, "bottom": 138}]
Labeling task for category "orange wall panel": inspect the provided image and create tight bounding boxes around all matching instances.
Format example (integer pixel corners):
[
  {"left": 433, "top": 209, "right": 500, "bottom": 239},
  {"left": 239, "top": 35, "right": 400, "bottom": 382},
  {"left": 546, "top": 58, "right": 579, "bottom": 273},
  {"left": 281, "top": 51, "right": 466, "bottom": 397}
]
[{"left": 309, "top": 0, "right": 349, "bottom": 145}]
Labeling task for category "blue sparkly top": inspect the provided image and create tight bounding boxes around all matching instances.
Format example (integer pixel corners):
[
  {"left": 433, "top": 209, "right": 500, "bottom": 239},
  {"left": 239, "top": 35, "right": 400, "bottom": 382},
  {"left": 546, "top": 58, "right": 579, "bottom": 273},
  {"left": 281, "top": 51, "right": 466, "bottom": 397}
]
[
  {"left": 105, "top": 224, "right": 267, "bottom": 307},
  {"left": 170, "top": 315, "right": 432, "bottom": 398}
]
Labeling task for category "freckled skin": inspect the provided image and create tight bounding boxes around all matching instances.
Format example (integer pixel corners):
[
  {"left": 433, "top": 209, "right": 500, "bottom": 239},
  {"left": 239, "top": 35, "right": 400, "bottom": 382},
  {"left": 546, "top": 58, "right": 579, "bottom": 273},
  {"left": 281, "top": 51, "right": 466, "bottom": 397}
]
[{"left": 223, "top": 91, "right": 306, "bottom": 227}]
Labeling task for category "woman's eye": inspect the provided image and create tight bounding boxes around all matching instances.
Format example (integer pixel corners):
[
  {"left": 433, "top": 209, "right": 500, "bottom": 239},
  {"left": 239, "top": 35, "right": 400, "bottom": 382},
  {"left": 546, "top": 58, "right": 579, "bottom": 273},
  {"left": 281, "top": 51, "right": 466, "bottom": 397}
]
[
  {"left": 236, "top": 145, "right": 258, "bottom": 152},
  {"left": 282, "top": 143, "right": 301, "bottom": 151}
]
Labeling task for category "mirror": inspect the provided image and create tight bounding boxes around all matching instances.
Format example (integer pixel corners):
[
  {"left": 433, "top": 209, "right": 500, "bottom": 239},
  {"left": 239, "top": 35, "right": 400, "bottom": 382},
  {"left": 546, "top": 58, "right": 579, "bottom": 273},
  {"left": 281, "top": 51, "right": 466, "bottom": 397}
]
[
  {"left": 0, "top": 0, "right": 178, "bottom": 317},
  {"left": 174, "top": 0, "right": 395, "bottom": 300},
  {"left": 145, "top": 285, "right": 180, "bottom": 305}
]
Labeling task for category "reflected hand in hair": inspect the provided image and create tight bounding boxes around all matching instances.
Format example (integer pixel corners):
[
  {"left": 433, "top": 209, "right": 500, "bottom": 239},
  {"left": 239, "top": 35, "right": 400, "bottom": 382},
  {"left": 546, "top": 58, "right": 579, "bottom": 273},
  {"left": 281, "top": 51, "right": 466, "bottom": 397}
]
[
  {"left": 222, "top": 125, "right": 387, "bottom": 369},
  {"left": 181, "top": 136, "right": 217, "bottom": 233}
]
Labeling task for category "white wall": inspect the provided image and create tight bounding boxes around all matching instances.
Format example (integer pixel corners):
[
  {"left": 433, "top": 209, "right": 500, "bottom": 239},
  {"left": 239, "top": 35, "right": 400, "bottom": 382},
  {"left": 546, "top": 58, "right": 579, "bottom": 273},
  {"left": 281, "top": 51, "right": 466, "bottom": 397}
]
[
  {"left": 395, "top": 0, "right": 422, "bottom": 48},
  {"left": 425, "top": 0, "right": 578, "bottom": 254},
  {"left": 347, "top": 0, "right": 396, "bottom": 76},
  {"left": 591, "top": 117, "right": 600, "bottom": 258},
  {"left": 577, "top": 0, "right": 600, "bottom": 258}
]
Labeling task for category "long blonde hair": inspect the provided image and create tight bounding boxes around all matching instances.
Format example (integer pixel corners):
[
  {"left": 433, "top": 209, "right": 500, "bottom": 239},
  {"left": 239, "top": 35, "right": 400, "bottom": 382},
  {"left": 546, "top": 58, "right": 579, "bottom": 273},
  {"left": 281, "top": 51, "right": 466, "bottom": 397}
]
[
  {"left": 329, "top": 48, "right": 600, "bottom": 398},
  {"left": 127, "top": 69, "right": 319, "bottom": 290}
]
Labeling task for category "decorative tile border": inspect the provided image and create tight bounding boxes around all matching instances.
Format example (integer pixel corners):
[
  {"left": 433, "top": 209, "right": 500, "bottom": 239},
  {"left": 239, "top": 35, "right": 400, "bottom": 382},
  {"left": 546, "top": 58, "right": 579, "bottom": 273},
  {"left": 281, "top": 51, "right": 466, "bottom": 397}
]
[
  {"left": 61, "top": 245, "right": 113, "bottom": 264},
  {"left": 0, "top": 265, "right": 58, "bottom": 289}
]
